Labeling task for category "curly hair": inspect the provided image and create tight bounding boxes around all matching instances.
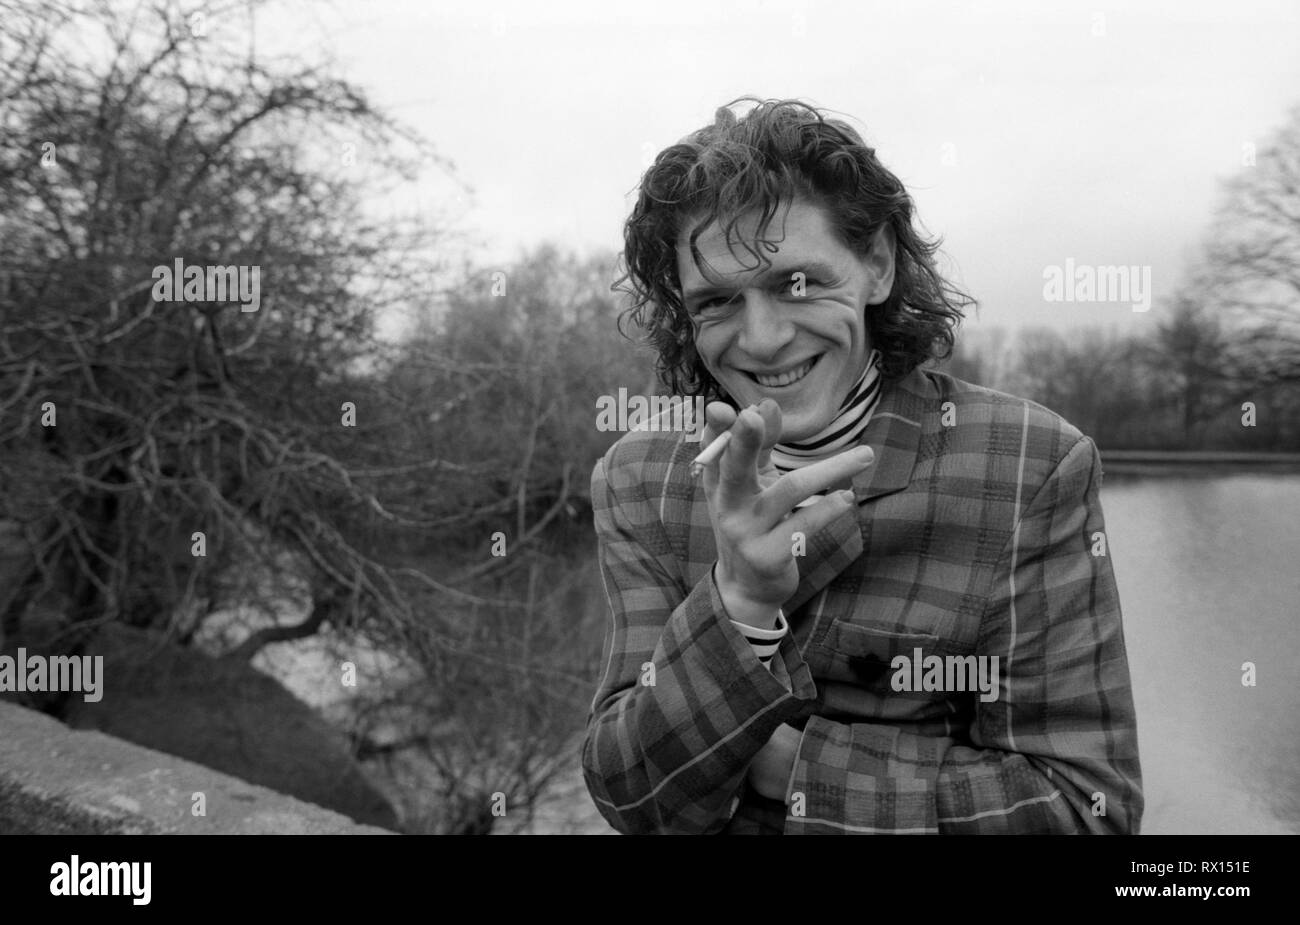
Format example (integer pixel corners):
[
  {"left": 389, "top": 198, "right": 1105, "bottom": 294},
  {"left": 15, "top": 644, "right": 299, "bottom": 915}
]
[{"left": 613, "top": 97, "right": 975, "bottom": 401}]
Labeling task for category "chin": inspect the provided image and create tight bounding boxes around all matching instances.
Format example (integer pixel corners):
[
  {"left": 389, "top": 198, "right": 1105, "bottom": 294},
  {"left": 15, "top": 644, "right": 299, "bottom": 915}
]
[{"left": 779, "top": 420, "right": 822, "bottom": 443}]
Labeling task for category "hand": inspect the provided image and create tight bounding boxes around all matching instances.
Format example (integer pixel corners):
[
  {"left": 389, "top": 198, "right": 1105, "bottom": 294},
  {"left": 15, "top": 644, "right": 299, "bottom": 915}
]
[
  {"left": 747, "top": 723, "right": 803, "bottom": 801},
  {"left": 698, "top": 398, "right": 874, "bottom": 627}
]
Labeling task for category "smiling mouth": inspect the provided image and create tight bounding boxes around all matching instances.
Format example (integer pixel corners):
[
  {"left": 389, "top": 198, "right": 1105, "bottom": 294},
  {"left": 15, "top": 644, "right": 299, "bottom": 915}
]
[{"left": 747, "top": 355, "right": 820, "bottom": 388}]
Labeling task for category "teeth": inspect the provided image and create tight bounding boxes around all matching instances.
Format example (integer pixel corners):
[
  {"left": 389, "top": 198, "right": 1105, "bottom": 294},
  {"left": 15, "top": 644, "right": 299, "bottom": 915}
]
[{"left": 754, "top": 358, "right": 815, "bottom": 388}]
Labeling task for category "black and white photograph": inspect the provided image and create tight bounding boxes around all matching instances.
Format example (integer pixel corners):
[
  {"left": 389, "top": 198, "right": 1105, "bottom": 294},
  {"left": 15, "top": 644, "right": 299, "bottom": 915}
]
[{"left": 0, "top": 0, "right": 1295, "bottom": 897}]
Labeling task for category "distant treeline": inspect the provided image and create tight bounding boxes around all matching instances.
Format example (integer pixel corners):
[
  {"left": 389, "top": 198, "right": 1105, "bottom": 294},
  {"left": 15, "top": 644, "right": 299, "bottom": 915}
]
[{"left": 937, "top": 315, "right": 1299, "bottom": 452}]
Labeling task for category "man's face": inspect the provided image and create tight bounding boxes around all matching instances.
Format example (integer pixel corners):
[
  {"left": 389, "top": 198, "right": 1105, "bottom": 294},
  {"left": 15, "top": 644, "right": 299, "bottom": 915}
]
[{"left": 676, "top": 197, "right": 895, "bottom": 443}]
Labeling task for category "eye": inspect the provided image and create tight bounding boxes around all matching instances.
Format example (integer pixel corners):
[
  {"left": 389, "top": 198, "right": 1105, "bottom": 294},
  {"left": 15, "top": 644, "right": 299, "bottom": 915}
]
[
  {"left": 785, "top": 276, "right": 824, "bottom": 296},
  {"left": 691, "top": 295, "right": 735, "bottom": 317}
]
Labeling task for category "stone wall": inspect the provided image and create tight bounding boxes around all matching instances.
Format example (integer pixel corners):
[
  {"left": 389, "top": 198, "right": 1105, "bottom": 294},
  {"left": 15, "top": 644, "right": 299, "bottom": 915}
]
[{"left": 0, "top": 701, "right": 393, "bottom": 834}]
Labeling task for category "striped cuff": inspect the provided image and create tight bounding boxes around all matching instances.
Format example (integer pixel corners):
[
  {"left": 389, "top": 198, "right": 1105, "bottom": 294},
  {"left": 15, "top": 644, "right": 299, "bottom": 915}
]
[{"left": 729, "top": 609, "right": 788, "bottom": 668}]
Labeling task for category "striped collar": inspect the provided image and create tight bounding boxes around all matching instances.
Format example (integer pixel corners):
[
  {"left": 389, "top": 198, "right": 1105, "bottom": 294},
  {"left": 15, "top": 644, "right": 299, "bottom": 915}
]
[{"left": 771, "top": 348, "right": 882, "bottom": 476}]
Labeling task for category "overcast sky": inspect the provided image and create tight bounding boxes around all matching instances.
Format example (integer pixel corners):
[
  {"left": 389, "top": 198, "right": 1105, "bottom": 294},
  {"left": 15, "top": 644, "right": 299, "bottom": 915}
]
[{"left": 260, "top": 0, "right": 1300, "bottom": 337}]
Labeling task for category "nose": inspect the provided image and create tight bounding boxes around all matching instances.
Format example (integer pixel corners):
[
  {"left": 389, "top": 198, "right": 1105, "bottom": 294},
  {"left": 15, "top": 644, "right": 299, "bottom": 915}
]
[{"left": 734, "top": 290, "right": 794, "bottom": 361}]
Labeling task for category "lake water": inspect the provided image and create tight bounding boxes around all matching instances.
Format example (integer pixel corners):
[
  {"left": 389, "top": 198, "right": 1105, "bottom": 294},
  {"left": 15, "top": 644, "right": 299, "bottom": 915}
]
[{"left": 1102, "top": 471, "right": 1300, "bottom": 834}]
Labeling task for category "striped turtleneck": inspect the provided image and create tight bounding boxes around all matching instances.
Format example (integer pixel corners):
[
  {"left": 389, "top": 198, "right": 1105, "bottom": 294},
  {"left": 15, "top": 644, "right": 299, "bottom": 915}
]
[{"left": 770, "top": 348, "right": 882, "bottom": 507}]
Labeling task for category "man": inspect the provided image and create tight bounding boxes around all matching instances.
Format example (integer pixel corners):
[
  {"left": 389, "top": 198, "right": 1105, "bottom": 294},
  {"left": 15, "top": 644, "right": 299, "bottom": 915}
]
[{"left": 582, "top": 98, "right": 1142, "bottom": 834}]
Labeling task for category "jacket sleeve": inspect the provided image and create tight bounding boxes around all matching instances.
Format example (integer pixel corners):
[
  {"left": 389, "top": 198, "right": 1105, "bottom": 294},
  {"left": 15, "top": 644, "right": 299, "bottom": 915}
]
[
  {"left": 581, "top": 447, "right": 817, "bottom": 834},
  {"left": 784, "top": 436, "right": 1144, "bottom": 833}
]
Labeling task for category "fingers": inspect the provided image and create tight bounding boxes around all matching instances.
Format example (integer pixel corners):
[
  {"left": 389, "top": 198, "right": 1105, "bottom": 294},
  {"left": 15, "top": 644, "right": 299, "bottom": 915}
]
[
  {"left": 754, "top": 398, "right": 782, "bottom": 473},
  {"left": 715, "top": 405, "right": 767, "bottom": 502},
  {"left": 698, "top": 399, "right": 865, "bottom": 531},
  {"left": 754, "top": 445, "right": 874, "bottom": 526},
  {"left": 754, "top": 398, "right": 782, "bottom": 450},
  {"left": 701, "top": 401, "right": 737, "bottom": 448},
  {"left": 698, "top": 399, "right": 772, "bottom": 501},
  {"left": 693, "top": 401, "right": 738, "bottom": 478},
  {"left": 778, "top": 487, "right": 861, "bottom": 549}
]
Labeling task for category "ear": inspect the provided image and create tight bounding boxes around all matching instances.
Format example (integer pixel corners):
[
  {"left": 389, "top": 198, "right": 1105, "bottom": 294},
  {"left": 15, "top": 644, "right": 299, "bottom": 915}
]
[{"left": 862, "top": 224, "right": 897, "bottom": 305}]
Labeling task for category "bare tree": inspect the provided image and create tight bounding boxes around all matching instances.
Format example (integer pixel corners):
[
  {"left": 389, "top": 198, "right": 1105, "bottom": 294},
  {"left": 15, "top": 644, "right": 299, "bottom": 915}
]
[
  {"left": 1142, "top": 294, "right": 1233, "bottom": 446},
  {"left": 1199, "top": 104, "right": 1300, "bottom": 391},
  {"left": 0, "top": 0, "right": 631, "bottom": 832}
]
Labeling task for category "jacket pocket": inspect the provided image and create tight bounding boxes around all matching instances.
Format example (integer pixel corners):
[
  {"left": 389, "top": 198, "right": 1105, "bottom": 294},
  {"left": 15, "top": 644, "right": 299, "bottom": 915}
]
[
  {"left": 820, "top": 603, "right": 979, "bottom": 682},
  {"left": 817, "top": 621, "right": 965, "bottom": 687}
]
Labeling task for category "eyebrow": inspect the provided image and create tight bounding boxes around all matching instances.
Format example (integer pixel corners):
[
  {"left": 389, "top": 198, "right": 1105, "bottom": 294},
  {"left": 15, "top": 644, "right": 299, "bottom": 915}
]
[{"left": 682, "top": 259, "right": 840, "bottom": 304}]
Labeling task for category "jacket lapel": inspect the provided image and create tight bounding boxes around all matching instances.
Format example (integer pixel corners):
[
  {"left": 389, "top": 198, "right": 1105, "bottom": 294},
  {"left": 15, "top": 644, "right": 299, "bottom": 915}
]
[
  {"left": 851, "top": 365, "right": 928, "bottom": 501},
  {"left": 784, "top": 367, "right": 929, "bottom": 613}
]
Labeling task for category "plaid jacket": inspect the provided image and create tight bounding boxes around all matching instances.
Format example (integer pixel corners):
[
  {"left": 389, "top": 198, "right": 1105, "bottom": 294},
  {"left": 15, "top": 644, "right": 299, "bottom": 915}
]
[{"left": 582, "top": 366, "right": 1143, "bottom": 834}]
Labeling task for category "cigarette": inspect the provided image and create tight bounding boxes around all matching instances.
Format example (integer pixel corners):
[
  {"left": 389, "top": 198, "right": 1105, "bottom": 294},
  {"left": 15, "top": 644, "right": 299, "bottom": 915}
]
[{"left": 690, "top": 430, "right": 733, "bottom": 478}]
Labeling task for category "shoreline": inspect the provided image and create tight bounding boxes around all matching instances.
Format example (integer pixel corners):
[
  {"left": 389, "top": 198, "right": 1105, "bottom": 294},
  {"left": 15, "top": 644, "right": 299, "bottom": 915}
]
[{"left": 1099, "top": 451, "right": 1300, "bottom": 477}]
